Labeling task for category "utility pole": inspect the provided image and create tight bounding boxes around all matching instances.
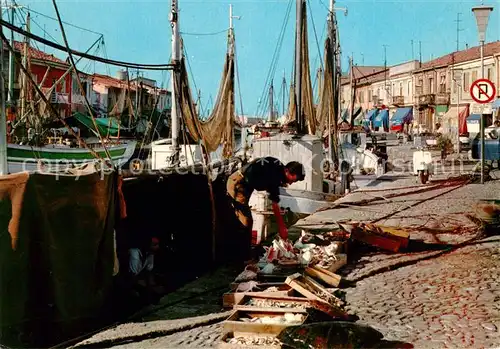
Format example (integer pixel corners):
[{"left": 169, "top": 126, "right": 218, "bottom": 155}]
[
  {"left": 383, "top": 44, "right": 388, "bottom": 96},
  {"left": 455, "top": 12, "right": 463, "bottom": 51},
  {"left": 419, "top": 41, "right": 422, "bottom": 66},
  {"left": 21, "top": 11, "right": 30, "bottom": 122},
  {"left": 349, "top": 56, "right": 355, "bottom": 125}
]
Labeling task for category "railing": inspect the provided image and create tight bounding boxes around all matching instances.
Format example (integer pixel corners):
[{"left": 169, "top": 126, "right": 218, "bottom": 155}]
[
  {"left": 417, "top": 94, "right": 435, "bottom": 106},
  {"left": 392, "top": 95, "right": 405, "bottom": 106},
  {"left": 435, "top": 93, "right": 450, "bottom": 105}
]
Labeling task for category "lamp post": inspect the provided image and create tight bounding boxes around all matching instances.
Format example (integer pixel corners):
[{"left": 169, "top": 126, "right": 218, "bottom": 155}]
[
  {"left": 453, "top": 69, "right": 462, "bottom": 154},
  {"left": 472, "top": 5, "right": 493, "bottom": 184}
]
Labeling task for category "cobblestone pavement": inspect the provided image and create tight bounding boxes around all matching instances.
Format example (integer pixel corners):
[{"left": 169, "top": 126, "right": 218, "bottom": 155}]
[{"left": 344, "top": 236, "right": 500, "bottom": 349}]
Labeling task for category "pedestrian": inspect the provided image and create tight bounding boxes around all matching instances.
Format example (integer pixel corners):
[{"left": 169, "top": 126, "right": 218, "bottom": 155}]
[{"left": 227, "top": 157, "right": 305, "bottom": 261}]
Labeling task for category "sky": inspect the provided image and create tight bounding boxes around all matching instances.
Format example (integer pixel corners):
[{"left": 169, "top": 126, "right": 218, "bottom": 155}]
[{"left": 7, "top": 0, "right": 500, "bottom": 117}]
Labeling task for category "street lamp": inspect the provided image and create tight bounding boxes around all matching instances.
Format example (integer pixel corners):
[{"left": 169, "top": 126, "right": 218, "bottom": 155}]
[
  {"left": 453, "top": 69, "right": 463, "bottom": 153},
  {"left": 472, "top": 5, "right": 493, "bottom": 184}
]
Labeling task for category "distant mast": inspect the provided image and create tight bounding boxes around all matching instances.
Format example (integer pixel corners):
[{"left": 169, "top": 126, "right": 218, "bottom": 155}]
[
  {"left": 170, "top": 0, "right": 181, "bottom": 165},
  {"left": 294, "top": 0, "right": 304, "bottom": 134}
]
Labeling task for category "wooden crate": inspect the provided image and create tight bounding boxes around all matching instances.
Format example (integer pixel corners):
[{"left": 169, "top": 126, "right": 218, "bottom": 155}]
[
  {"left": 305, "top": 266, "right": 342, "bottom": 287},
  {"left": 234, "top": 294, "right": 310, "bottom": 313},
  {"left": 223, "top": 285, "right": 294, "bottom": 309},
  {"left": 223, "top": 309, "right": 307, "bottom": 337},
  {"left": 218, "top": 332, "right": 281, "bottom": 349},
  {"left": 229, "top": 282, "right": 286, "bottom": 292}
]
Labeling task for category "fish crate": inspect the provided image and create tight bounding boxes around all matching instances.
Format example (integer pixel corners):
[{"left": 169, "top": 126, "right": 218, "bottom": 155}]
[
  {"left": 223, "top": 309, "right": 307, "bottom": 337},
  {"left": 229, "top": 282, "right": 288, "bottom": 292},
  {"left": 284, "top": 273, "right": 345, "bottom": 316},
  {"left": 218, "top": 332, "right": 282, "bottom": 349},
  {"left": 234, "top": 294, "right": 310, "bottom": 313},
  {"left": 223, "top": 285, "right": 294, "bottom": 309}
]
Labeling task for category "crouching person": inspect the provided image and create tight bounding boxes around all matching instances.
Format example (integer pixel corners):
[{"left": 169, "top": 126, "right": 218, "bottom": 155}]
[{"left": 128, "top": 236, "right": 162, "bottom": 305}]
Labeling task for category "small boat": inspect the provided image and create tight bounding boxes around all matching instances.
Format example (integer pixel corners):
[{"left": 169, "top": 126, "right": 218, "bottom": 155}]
[{"left": 7, "top": 140, "right": 137, "bottom": 173}]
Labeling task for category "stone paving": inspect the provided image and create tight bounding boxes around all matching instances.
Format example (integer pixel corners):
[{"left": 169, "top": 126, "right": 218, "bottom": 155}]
[{"left": 344, "top": 236, "right": 500, "bottom": 349}]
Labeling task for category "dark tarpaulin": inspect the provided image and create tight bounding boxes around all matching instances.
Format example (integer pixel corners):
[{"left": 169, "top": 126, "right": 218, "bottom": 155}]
[{"left": 0, "top": 170, "right": 117, "bottom": 348}]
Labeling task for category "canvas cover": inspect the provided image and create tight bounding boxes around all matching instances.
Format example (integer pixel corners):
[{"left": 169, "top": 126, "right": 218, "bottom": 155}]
[{"left": 0, "top": 168, "right": 117, "bottom": 347}]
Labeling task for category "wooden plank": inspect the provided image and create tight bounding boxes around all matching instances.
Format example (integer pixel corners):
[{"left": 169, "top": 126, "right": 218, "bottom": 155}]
[{"left": 305, "top": 266, "right": 341, "bottom": 287}]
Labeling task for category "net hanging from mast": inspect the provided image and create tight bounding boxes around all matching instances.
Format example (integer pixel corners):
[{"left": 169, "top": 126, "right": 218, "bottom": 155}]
[{"left": 176, "top": 33, "right": 235, "bottom": 158}]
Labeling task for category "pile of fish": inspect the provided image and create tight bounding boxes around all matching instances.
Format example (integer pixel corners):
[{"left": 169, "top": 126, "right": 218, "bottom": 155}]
[
  {"left": 226, "top": 336, "right": 282, "bottom": 346},
  {"left": 246, "top": 298, "right": 307, "bottom": 309},
  {"left": 240, "top": 313, "right": 304, "bottom": 325}
]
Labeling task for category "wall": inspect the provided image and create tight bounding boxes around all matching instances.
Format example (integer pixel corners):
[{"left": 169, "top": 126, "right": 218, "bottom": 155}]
[
  {"left": 91, "top": 82, "right": 109, "bottom": 114},
  {"left": 450, "top": 57, "right": 496, "bottom": 105}
]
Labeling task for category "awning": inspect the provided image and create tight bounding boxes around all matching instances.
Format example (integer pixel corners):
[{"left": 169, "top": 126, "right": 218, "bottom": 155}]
[
  {"left": 467, "top": 114, "right": 481, "bottom": 124},
  {"left": 74, "top": 112, "right": 124, "bottom": 136},
  {"left": 373, "top": 109, "right": 389, "bottom": 129},
  {"left": 365, "top": 109, "right": 378, "bottom": 121},
  {"left": 390, "top": 107, "right": 413, "bottom": 125}
]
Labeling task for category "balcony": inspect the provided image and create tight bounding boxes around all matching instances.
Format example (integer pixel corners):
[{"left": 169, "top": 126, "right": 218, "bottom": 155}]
[
  {"left": 42, "top": 88, "right": 70, "bottom": 104},
  {"left": 417, "top": 94, "right": 435, "bottom": 106},
  {"left": 435, "top": 92, "right": 450, "bottom": 105},
  {"left": 392, "top": 95, "right": 405, "bottom": 106}
]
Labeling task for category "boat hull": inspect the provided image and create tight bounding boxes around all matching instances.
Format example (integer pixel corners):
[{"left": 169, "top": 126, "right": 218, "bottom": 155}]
[{"left": 7, "top": 141, "right": 137, "bottom": 173}]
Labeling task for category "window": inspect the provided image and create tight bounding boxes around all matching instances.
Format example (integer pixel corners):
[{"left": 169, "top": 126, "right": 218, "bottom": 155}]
[
  {"left": 463, "top": 72, "right": 470, "bottom": 92},
  {"left": 428, "top": 78, "right": 434, "bottom": 94},
  {"left": 439, "top": 74, "right": 446, "bottom": 93},
  {"left": 399, "top": 82, "right": 403, "bottom": 96},
  {"left": 368, "top": 89, "right": 372, "bottom": 102},
  {"left": 359, "top": 90, "right": 364, "bottom": 103},
  {"left": 416, "top": 79, "right": 423, "bottom": 95},
  {"left": 407, "top": 81, "right": 411, "bottom": 96},
  {"left": 487, "top": 67, "right": 493, "bottom": 81},
  {"left": 471, "top": 70, "right": 478, "bottom": 83}
]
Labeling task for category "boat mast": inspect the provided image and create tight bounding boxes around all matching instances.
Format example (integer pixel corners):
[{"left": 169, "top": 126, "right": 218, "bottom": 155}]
[
  {"left": 269, "top": 80, "right": 274, "bottom": 121},
  {"left": 170, "top": 0, "right": 181, "bottom": 165},
  {"left": 0, "top": 7, "right": 8, "bottom": 175},
  {"left": 327, "top": 0, "right": 334, "bottom": 163},
  {"left": 20, "top": 12, "right": 30, "bottom": 124},
  {"left": 7, "top": 4, "right": 14, "bottom": 108},
  {"left": 295, "top": 0, "right": 304, "bottom": 134}
]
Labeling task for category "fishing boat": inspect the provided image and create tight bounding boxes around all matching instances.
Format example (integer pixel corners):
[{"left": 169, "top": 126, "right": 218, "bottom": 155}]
[
  {"left": 7, "top": 140, "right": 136, "bottom": 173},
  {"left": 149, "top": 0, "right": 238, "bottom": 170},
  {"left": 249, "top": 0, "right": 385, "bottom": 218}
]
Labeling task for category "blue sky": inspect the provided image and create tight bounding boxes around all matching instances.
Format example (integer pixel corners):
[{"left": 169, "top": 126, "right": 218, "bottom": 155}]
[{"left": 9, "top": 0, "right": 500, "bottom": 117}]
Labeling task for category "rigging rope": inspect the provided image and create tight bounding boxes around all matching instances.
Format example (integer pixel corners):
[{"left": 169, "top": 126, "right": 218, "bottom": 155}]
[
  {"left": 180, "top": 29, "right": 228, "bottom": 36},
  {"left": 0, "top": 19, "right": 175, "bottom": 70},
  {"left": 256, "top": 0, "right": 293, "bottom": 117},
  {"left": 26, "top": 7, "right": 104, "bottom": 36},
  {"left": 51, "top": 0, "right": 113, "bottom": 163},
  {"left": 0, "top": 30, "right": 103, "bottom": 160}
]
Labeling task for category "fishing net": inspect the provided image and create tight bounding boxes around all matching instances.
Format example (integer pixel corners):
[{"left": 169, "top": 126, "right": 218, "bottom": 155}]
[
  {"left": 285, "top": 1, "right": 316, "bottom": 135},
  {"left": 177, "top": 37, "right": 235, "bottom": 158}
]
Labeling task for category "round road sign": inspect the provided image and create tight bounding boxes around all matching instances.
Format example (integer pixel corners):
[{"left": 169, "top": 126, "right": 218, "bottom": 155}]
[{"left": 470, "top": 79, "right": 496, "bottom": 104}]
